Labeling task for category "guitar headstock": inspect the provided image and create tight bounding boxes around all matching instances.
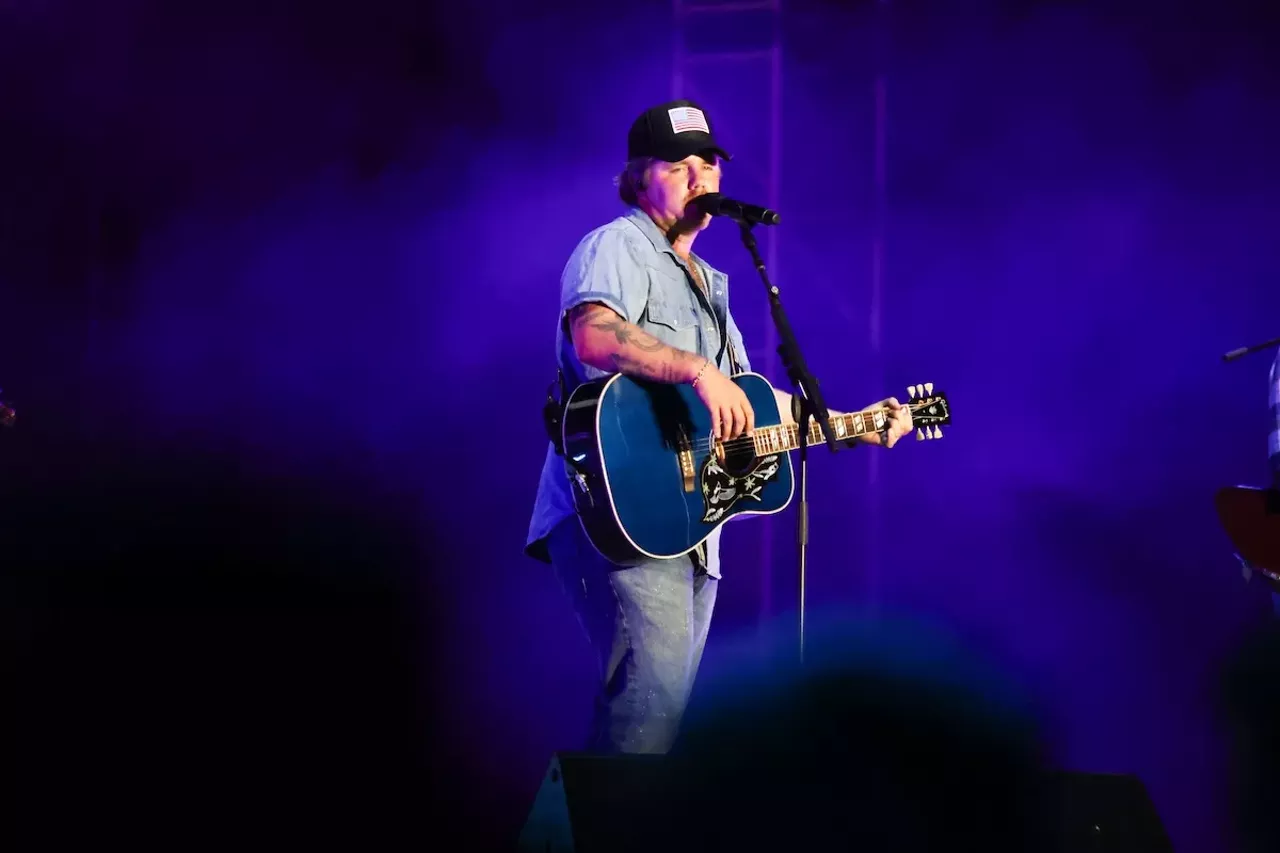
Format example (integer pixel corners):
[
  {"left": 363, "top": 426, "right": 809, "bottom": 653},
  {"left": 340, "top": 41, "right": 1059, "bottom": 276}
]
[{"left": 906, "top": 382, "right": 950, "bottom": 440}]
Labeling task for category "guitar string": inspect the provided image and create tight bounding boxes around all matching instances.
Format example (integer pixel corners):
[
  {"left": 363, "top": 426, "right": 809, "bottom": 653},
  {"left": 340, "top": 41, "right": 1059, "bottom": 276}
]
[
  {"left": 686, "top": 415, "right": 934, "bottom": 452},
  {"left": 684, "top": 401, "right": 942, "bottom": 454}
]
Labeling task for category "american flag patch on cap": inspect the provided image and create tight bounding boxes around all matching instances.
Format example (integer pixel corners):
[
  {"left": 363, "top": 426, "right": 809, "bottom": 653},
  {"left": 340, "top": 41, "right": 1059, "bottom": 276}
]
[{"left": 668, "top": 106, "right": 710, "bottom": 134}]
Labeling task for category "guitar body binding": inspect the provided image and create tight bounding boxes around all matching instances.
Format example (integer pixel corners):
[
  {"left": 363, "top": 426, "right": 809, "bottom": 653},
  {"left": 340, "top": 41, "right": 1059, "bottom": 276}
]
[{"left": 561, "top": 372, "right": 794, "bottom": 564}]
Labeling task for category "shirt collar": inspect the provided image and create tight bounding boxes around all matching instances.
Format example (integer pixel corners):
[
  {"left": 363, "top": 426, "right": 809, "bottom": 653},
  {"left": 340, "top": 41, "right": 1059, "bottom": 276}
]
[{"left": 622, "top": 206, "right": 725, "bottom": 279}]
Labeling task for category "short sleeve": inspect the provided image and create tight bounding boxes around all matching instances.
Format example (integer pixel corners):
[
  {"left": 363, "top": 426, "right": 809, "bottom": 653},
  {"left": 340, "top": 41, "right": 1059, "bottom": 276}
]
[{"left": 559, "top": 227, "right": 649, "bottom": 325}]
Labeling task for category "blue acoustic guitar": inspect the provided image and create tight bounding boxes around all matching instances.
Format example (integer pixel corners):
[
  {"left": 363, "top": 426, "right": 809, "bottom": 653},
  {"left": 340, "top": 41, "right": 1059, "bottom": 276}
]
[{"left": 560, "top": 371, "right": 952, "bottom": 563}]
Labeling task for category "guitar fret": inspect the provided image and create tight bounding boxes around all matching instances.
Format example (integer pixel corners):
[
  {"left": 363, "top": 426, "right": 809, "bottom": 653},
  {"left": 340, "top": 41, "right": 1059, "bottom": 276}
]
[
  {"left": 754, "top": 411, "right": 893, "bottom": 456},
  {"left": 747, "top": 410, "right": 894, "bottom": 459}
]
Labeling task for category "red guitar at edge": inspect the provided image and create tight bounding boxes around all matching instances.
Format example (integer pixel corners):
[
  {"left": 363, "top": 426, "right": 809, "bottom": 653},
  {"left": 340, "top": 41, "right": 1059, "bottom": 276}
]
[{"left": 1216, "top": 485, "right": 1280, "bottom": 585}]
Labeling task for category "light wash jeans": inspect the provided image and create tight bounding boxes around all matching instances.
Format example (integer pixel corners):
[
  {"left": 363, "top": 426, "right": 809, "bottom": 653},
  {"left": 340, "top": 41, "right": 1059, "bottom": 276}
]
[{"left": 546, "top": 517, "right": 717, "bottom": 754}]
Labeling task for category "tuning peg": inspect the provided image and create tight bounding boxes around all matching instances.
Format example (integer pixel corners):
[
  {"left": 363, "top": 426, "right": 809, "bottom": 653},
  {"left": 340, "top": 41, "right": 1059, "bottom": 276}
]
[
  {"left": 932, "top": 426, "right": 943, "bottom": 439},
  {"left": 908, "top": 385, "right": 917, "bottom": 399},
  {"left": 925, "top": 382, "right": 933, "bottom": 395},
  {"left": 916, "top": 428, "right": 925, "bottom": 441}
]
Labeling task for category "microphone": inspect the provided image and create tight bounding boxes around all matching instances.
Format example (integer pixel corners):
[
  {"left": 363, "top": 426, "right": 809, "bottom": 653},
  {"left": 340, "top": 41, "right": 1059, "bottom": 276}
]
[{"left": 690, "top": 192, "right": 780, "bottom": 226}]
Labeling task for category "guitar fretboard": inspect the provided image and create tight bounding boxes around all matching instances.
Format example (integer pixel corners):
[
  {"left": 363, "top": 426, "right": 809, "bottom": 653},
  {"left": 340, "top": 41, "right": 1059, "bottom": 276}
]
[{"left": 751, "top": 408, "right": 886, "bottom": 456}]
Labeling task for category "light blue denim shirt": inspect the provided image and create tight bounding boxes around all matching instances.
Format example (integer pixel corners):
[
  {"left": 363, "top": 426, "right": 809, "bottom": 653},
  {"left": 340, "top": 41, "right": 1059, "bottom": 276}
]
[{"left": 526, "top": 207, "right": 753, "bottom": 579}]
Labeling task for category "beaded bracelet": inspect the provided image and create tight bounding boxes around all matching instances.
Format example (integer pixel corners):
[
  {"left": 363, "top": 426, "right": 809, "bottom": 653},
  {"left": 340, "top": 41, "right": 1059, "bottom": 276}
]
[{"left": 690, "top": 360, "right": 711, "bottom": 388}]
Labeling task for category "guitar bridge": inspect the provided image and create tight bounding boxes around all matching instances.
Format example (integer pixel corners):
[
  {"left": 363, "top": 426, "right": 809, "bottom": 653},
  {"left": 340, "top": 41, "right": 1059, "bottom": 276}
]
[{"left": 676, "top": 431, "right": 696, "bottom": 493}]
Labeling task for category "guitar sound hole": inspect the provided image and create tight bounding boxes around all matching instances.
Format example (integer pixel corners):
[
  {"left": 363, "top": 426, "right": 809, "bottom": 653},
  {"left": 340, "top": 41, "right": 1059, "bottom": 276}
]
[{"left": 718, "top": 437, "right": 759, "bottom": 478}]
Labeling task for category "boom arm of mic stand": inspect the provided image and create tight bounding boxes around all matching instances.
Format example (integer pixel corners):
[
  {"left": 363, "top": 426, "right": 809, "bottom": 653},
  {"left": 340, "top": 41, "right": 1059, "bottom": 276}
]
[
  {"left": 736, "top": 220, "right": 840, "bottom": 452},
  {"left": 1223, "top": 335, "right": 1280, "bottom": 362}
]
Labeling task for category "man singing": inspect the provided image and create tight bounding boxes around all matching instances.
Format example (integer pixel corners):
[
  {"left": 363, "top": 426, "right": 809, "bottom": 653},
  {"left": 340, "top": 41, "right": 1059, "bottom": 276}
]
[{"left": 526, "top": 99, "right": 913, "bottom": 754}]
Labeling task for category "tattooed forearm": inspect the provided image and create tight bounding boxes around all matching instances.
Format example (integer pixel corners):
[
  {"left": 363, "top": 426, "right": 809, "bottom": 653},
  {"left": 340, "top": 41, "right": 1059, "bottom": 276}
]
[
  {"left": 569, "top": 302, "right": 704, "bottom": 384},
  {"left": 587, "top": 316, "right": 668, "bottom": 352},
  {"left": 609, "top": 352, "right": 690, "bottom": 383}
]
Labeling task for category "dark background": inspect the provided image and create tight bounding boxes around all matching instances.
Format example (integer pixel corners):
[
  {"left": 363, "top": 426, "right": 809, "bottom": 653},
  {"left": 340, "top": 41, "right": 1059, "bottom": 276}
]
[{"left": 2, "top": 1, "right": 1278, "bottom": 849}]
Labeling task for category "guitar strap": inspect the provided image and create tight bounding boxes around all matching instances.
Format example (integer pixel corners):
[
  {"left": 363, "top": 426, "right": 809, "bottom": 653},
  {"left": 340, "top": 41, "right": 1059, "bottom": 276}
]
[
  {"left": 685, "top": 257, "right": 737, "bottom": 374},
  {"left": 680, "top": 257, "right": 733, "bottom": 571},
  {"left": 542, "top": 369, "right": 569, "bottom": 458},
  {"left": 725, "top": 334, "right": 742, "bottom": 375}
]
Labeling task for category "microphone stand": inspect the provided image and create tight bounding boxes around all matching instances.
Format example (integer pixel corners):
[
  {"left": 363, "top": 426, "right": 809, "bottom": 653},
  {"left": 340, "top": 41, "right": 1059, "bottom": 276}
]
[
  {"left": 736, "top": 219, "right": 840, "bottom": 665},
  {"left": 1223, "top": 335, "right": 1280, "bottom": 362}
]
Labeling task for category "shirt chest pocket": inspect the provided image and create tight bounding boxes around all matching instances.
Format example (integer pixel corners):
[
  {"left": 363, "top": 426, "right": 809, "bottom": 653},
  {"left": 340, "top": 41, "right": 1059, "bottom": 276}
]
[{"left": 643, "top": 270, "right": 702, "bottom": 355}]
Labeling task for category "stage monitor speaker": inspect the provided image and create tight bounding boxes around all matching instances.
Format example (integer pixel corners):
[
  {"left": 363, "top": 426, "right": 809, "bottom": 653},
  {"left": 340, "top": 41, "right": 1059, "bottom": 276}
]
[
  {"left": 1040, "top": 770, "right": 1174, "bottom": 852},
  {"left": 518, "top": 753, "right": 1174, "bottom": 852}
]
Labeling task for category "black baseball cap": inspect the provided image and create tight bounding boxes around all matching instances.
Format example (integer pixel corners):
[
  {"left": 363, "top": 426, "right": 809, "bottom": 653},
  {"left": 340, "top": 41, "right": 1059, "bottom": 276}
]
[{"left": 627, "top": 99, "right": 733, "bottom": 163}]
